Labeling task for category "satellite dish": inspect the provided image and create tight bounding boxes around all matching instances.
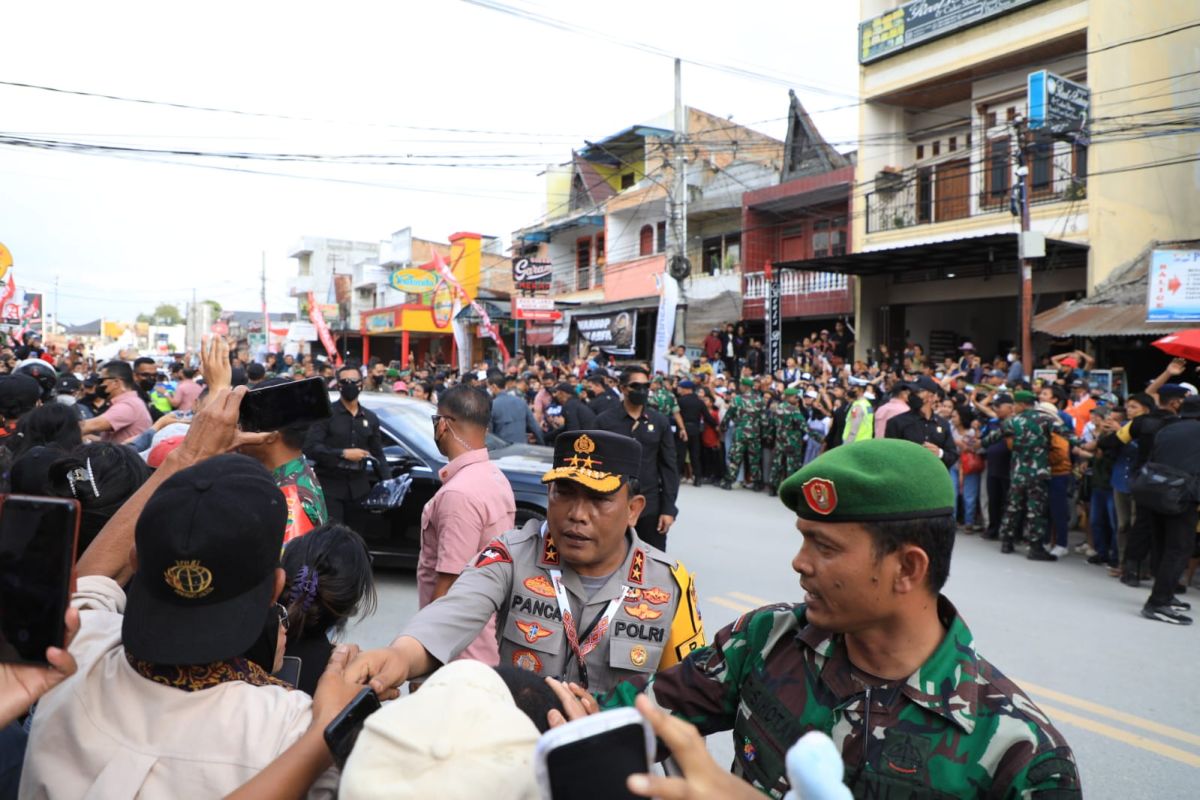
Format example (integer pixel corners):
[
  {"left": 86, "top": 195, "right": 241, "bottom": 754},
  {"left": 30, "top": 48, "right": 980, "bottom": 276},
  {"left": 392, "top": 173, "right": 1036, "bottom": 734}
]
[{"left": 668, "top": 255, "right": 692, "bottom": 281}]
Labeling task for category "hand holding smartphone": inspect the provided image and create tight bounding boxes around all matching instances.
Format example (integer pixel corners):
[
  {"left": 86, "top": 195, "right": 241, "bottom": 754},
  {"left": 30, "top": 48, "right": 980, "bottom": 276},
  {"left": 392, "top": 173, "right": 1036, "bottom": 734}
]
[
  {"left": 0, "top": 496, "right": 81, "bottom": 665},
  {"left": 535, "top": 707, "right": 654, "bottom": 800},
  {"left": 238, "top": 377, "right": 333, "bottom": 433}
]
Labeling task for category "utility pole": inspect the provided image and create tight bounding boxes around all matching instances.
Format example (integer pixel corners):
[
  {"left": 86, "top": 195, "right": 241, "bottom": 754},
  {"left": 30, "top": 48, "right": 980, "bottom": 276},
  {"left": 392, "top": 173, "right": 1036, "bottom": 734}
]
[
  {"left": 1014, "top": 118, "right": 1035, "bottom": 380},
  {"left": 261, "top": 251, "right": 269, "bottom": 357},
  {"left": 671, "top": 58, "right": 687, "bottom": 265}
]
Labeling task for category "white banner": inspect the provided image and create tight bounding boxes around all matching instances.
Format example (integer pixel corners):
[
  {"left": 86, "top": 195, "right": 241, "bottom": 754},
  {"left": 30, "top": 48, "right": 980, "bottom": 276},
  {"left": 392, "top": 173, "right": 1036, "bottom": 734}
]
[{"left": 652, "top": 275, "right": 679, "bottom": 375}]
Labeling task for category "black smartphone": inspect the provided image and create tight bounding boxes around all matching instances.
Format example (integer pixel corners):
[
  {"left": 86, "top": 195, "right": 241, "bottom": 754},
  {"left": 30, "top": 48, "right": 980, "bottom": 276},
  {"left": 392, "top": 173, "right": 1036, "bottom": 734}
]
[
  {"left": 239, "top": 377, "right": 332, "bottom": 432},
  {"left": 536, "top": 708, "right": 653, "bottom": 800},
  {"left": 0, "top": 495, "right": 80, "bottom": 665},
  {"left": 274, "top": 656, "right": 302, "bottom": 688},
  {"left": 324, "top": 687, "right": 382, "bottom": 769}
]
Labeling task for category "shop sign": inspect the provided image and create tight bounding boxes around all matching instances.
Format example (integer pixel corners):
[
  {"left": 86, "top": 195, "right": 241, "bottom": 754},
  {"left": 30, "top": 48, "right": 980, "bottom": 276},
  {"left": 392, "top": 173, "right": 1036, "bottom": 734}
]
[
  {"left": 390, "top": 267, "right": 439, "bottom": 293},
  {"left": 1147, "top": 249, "right": 1200, "bottom": 322},
  {"left": 514, "top": 296, "right": 559, "bottom": 320},
  {"left": 1028, "top": 70, "right": 1089, "bottom": 136},
  {"left": 860, "top": 0, "right": 1046, "bottom": 63},
  {"left": 364, "top": 309, "right": 399, "bottom": 333},
  {"left": 512, "top": 257, "right": 552, "bottom": 291},
  {"left": 431, "top": 281, "right": 454, "bottom": 329},
  {"left": 574, "top": 310, "right": 637, "bottom": 355}
]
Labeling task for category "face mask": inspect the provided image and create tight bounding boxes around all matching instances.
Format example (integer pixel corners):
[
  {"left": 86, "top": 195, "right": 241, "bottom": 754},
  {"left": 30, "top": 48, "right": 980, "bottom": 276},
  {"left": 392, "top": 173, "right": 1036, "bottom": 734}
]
[
  {"left": 1007, "top": 353, "right": 1016, "bottom": 363},
  {"left": 907, "top": 394, "right": 925, "bottom": 412},
  {"left": 137, "top": 377, "right": 156, "bottom": 392},
  {"left": 864, "top": 393, "right": 875, "bottom": 402},
  {"left": 627, "top": 389, "right": 649, "bottom": 406},
  {"left": 338, "top": 380, "right": 361, "bottom": 402},
  {"left": 585, "top": 388, "right": 598, "bottom": 398},
  {"left": 94, "top": 383, "right": 109, "bottom": 399},
  {"left": 371, "top": 374, "right": 384, "bottom": 384}
]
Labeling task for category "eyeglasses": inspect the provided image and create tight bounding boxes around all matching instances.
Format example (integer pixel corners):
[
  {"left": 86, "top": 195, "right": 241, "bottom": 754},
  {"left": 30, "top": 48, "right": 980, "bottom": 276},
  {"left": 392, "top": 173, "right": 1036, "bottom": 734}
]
[
  {"left": 430, "top": 414, "right": 457, "bottom": 427},
  {"left": 274, "top": 602, "right": 290, "bottom": 633}
]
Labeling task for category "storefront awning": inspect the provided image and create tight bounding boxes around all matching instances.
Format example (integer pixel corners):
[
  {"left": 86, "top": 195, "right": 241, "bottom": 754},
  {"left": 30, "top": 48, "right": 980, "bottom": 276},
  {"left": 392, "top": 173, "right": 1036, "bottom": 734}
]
[
  {"left": 774, "top": 232, "right": 1088, "bottom": 277},
  {"left": 1033, "top": 304, "right": 1179, "bottom": 337},
  {"left": 456, "top": 298, "right": 510, "bottom": 322}
]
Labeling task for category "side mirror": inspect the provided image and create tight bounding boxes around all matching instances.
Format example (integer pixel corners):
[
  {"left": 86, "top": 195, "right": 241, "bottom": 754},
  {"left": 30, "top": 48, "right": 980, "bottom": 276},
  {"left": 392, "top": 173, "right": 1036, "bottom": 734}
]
[{"left": 383, "top": 444, "right": 416, "bottom": 468}]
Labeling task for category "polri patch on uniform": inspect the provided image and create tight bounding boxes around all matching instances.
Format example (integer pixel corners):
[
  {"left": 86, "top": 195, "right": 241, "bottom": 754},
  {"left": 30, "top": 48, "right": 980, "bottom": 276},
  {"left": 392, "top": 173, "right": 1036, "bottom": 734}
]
[
  {"left": 801, "top": 477, "right": 838, "bottom": 515},
  {"left": 641, "top": 586, "right": 670, "bottom": 605},
  {"left": 523, "top": 575, "right": 556, "bottom": 597},
  {"left": 516, "top": 619, "right": 555, "bottom": 643},
  {"left": 628, "top": 548, "right": 645, "bottom": 584},
  {"left": 623, "top": 602, "right": 663, "bottom": 621},
  {"left": 474, "top": 540, "right": 511, "bottom": 568},
  {"left": 630, "top": 645, "right": 648, "bottom": 667},
  {"left": 512, "top": 649, "right": 542, "bottom": 673}
]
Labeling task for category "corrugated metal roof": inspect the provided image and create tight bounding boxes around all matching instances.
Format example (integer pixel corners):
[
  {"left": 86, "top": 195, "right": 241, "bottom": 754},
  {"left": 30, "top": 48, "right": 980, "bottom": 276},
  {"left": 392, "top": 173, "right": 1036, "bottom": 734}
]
[{"left": 1032, "top": 304, "right": 1179, "bottom": 337}]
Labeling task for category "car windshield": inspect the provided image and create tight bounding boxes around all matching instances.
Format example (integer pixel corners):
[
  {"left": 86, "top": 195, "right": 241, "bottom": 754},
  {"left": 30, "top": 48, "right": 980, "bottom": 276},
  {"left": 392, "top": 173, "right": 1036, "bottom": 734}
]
[{"left": 369, "top": 397, "right": 513, "bottom": 462}]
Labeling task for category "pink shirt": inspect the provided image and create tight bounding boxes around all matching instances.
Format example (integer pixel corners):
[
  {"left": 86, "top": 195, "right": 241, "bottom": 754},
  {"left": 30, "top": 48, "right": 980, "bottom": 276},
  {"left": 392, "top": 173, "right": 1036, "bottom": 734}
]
[
  {"left": 417, "top": 448, "right": 515, "bottom": 665},
  {"left": 100, "top": 390, "right": 152, "bottom": 445},
  {"left": 874, "top": 397, "right": 910, "bottom": 439},
  {"left": 172, "top": 379, "right": 203, "bottom": 412}
]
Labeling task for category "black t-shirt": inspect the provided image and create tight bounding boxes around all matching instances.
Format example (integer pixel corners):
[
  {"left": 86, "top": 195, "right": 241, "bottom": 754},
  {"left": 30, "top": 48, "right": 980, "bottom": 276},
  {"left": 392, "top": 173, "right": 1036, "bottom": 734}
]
[{"left": 1150, "top": 418, "right": 1200, "bottom": 473}]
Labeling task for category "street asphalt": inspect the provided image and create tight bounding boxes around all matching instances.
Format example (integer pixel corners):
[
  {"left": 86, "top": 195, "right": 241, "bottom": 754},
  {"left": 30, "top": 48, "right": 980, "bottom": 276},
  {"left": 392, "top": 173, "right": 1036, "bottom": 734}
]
[{"left": 346, "top": 482, "right": 1200, "bottom": 798}]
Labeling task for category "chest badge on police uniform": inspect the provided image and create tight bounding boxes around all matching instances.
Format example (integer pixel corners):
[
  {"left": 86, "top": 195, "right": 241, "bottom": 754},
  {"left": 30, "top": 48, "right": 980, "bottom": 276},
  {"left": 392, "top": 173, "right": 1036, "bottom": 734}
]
[
  {"left": 516, "top": 620, "right": 555, "bottom": 643},
  {"left": 630, "top": 645, "right": 648, "bottom": 667}
]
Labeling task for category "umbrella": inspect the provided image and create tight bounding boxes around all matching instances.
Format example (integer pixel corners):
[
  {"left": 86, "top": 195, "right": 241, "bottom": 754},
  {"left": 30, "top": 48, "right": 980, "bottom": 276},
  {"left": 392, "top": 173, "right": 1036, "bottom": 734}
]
[{"left": 1152, "top": 330, "right": 1200, "bottom": 362}]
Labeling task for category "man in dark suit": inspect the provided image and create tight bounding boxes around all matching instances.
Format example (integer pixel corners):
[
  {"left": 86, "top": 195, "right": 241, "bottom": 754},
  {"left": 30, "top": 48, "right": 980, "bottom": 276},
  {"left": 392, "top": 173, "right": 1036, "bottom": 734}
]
[
  {"left": 676, "top": 380, "right": 706, "bottom": 486},
  {"left": 884, "top": 376, "right": 958, "bottom": 469},
  {"left": 584, "top": 372, "right": 620, "bottom": 418},
  {"left": 594, "top": 367, "right": 680, "bottom": 550},
  {"left": 303, "top": 365, "right": 391, "bottom": 522},
  {"left": 547, "top": 382, "right": 596, "bottom": 442},
  {"left": 486, "top": 372, "right": 544, "bottom": 445}
]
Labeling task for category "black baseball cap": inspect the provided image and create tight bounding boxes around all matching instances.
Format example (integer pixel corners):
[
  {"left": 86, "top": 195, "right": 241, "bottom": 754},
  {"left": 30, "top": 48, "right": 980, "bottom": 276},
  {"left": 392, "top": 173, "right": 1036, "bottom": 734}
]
[
  {"left": 0, "top": 374, "right": 41, "bottom": 417},
  {"left": 542, "top": 430, "right": 642, "bottom": 494},
  {"left": 122, "top": 454, "right": 287, "bottom": 665},
  {"left": 56, "top": 374, "right": 82, "bottom": 394}
]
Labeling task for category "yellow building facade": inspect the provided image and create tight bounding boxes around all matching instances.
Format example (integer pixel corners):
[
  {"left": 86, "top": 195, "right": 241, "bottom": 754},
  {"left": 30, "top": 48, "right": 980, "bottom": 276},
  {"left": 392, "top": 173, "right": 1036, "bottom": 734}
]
[{"left": 846, "top": 0, "right": 1199, "bottom": 360}]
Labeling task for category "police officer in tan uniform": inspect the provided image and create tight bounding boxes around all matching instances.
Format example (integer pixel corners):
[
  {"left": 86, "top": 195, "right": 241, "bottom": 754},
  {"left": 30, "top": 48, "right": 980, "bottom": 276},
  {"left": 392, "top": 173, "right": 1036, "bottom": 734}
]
[{"left": 349, "top": 430, "right": 705, "bottom": 694}]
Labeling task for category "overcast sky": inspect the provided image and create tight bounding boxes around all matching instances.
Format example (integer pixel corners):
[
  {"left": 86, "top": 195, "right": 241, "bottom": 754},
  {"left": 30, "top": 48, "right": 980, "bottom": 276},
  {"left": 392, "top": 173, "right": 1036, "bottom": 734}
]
[{"left": 1, "top": 0, "right": 860, "bottom": 325}]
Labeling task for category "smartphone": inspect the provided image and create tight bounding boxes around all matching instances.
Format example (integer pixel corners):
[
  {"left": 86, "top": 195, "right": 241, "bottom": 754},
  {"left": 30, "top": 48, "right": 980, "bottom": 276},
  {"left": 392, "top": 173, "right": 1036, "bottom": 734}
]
[
  {"left": 274, "top": 655, "right": 302, "bottom": 688},
  {"left": 324, "top": 687, "right": 382, "bottom": 769},
  {"left": 535, "top": 708, "right": 654, "bottom": 800},
  {"left": 0, "top": 496, "right": 80, "bottom": 665},
  {"left": 239, "top": 377, "right": 332, "bottom": 432}
]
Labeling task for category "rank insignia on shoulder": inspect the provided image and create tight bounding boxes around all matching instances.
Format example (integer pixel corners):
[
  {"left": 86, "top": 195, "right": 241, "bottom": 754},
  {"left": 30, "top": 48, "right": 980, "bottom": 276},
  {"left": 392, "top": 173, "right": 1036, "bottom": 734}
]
[
  {"left": 474, "top": 540, "right": 511, "bottom": 568},
  {"left": 630, "top": 645, "right": 648, "bottom": 667},
  {"left": 628, "top": 549, "right": 645, "bottom": 584}
]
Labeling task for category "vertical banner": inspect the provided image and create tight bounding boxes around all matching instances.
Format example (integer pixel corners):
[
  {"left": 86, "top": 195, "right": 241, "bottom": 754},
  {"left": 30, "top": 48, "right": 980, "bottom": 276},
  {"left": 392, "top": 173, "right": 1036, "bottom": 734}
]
[
  {"left": 306, "top": 291, "right": 343, "bottom": 366},
  {"left": 766, "top": 267, "right": 783, "bottom": 375},
  {"left": 652, "top": 275, "right": 680, "bottom": 375},
  {"left": 430, "top": 251, "right": 511, "bottom": 366}
]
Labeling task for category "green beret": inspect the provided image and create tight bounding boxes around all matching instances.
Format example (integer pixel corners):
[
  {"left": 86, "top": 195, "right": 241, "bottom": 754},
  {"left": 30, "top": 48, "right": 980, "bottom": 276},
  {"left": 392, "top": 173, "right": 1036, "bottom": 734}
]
[
  {"left": 386, "top": 368, "right": 400, "bottom": 379},
  {"left": 779, "top": 439, "right": 954, "bottom": 522},
  {"left": 1013, "top": 390, "right": 1036, "bottom": 404},
  {"left": 740, "top": 377, "right": 754, "bottom": 387},
  {"left": 783, "top": 388, "right": 799, "bottom": 396}
]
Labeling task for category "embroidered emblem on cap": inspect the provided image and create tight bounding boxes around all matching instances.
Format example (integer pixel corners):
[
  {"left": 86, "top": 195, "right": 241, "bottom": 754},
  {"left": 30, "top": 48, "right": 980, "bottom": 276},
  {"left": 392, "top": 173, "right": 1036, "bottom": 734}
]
[
  {"left": 512, "top": 649, "right": 542, "bottom": 673},
  {"left": 164, "top": 560, "right": 214, "bottom": 599},
  {"left": 624, "top": 602, "right": 663, "bottom": 621},
  {"left": 524, "top": 575, "right": 556, "bottom": 597},
  {"left": 516, "top": 619, "right": 554, "bottom": 643},
  {"left": 573, "top": 434, "right": 596, "bottom": 454},
  {"left": 801, "top": 477, "right": 838, "bottom": 515},
  {"left": 630, "top": 644, "right": 648, "bottom": 667}
]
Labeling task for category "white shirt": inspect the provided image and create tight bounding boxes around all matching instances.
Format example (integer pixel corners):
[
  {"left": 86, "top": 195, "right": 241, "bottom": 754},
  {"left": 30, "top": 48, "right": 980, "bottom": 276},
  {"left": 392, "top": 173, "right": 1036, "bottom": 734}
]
[{"left": 20, "top": 576, "right": 338, "bottom": 800}]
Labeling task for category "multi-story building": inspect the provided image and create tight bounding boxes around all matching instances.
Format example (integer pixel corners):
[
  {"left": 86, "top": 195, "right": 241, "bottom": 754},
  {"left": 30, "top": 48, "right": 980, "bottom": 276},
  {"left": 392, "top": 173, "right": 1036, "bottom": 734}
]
[
  {"left": 741, "top": 90, "right": 857, "bottom": 343},
  {"left": 513, "top": 108, "right": 784, "bottom": 357},
  {"left": 815, "top": 0, "right": 1200, "bottom": 364}
]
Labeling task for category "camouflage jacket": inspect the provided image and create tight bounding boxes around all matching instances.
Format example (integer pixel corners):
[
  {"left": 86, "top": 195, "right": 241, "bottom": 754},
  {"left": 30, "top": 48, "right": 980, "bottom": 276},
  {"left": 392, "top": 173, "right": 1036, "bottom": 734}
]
[
  {"left": 726, "top": 393, "right": 765, "bottom": 436},
  {"left": 602, "top": 598, "right": 1080, "bottom": 799},
  {"left": 980, "top": 409, "right": 1079, "bottom": 480},
  {"left": 649, "top": 388, "right": 679, "bottom": 418},
  {"left": 274, "top": 456, "right": 328, "bottom": 545},
  {"left": 772, "top": 404, "right": 809, "bottom": 452}
]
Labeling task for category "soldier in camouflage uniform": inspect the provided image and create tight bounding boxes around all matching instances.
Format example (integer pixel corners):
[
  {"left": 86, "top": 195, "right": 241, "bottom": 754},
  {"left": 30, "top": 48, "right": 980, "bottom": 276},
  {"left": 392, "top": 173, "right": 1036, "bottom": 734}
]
[
  {"left": 602, "top": 439, "right": 1081, "bottom": 799},
  {"left": 980, "top": 390, "right": 1079, "bottom": 560},
  {"left": 767, "top": 388, "right": 808, "bottom": 496},
  {"left": 720, "top": 377, "right": 764, "bottom": 491}
]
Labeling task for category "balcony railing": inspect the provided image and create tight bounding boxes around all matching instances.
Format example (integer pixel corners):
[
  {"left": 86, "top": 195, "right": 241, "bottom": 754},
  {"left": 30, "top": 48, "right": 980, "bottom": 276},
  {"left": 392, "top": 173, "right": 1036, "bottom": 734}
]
[
  {"left": 744, "top": 270, "right": 848, "bottom": 299},
  {"left": 865, "top": 152, "right": 1086, "bottom": 234}
]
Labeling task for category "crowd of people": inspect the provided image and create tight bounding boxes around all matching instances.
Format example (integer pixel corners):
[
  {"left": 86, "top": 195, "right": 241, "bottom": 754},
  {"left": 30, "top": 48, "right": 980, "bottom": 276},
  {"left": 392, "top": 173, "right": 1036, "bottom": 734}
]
[{"left": 0, "top": 317, "right": 1192, "bottom": 797}]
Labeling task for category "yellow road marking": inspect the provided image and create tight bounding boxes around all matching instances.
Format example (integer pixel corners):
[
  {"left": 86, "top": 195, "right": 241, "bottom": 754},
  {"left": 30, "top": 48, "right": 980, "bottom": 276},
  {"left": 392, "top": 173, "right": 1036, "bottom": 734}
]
[
  {"left": 729, "top": 591, "right": 771, "bottom": 605},
  {"left": 1038, "top": 704, "right": 1200, "bottom": 769},
  {"left": 1018, "top": 680, "right": 1200, "bottom": 750},
  {"left": 708, "top": 596, "right": 755, "bottom": 613}
]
